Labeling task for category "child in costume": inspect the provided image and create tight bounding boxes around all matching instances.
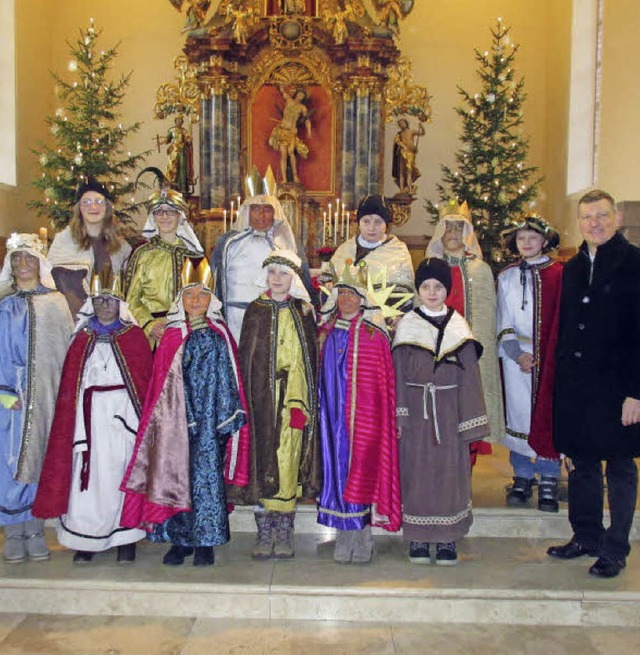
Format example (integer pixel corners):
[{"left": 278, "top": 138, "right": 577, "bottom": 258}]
[
  {"left": 497, "top": 214, "right": 563, "bottom": 511},
  {"left": 317, "top": 265, "right": 401, "bottom": 564},
  {"left": 33, "top": 272, "right": 152, "bottom": 564},
  {"left": 121, "top": 261, "right": 250, "bottom": 566},
  {"left": 393, "top": 258, "right": 489, "bottom": 565},
  {"left": 124, "top": 178, "right": 204, "bottom": 348},
  {"left": 232, "top": 250, "right": 320, "bottom": 559},
  {"left": 0, "top": 233, "right": 73, "bottom": 562}
]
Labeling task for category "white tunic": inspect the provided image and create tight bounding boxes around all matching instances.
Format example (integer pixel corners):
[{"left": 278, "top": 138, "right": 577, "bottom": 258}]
[
  {"left": 496, "top": 256, "right": 548, "bottom": 458},
  {"left": 56, "top": 341, "right": 145, "bottom": 551}
]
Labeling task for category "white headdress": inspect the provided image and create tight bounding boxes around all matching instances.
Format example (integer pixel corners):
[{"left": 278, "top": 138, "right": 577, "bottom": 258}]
[
  {"left": 0, "top": 232, "right": 55, "bottom": 288},
  {"left": 233, "top": 195, "right": 297, "bottom": 251},
  {"left": 426, "top": 200, "right": 483, "bottom": 260},
  {"left": 254, "top": 249, "right": 310, "bottom": 303}
]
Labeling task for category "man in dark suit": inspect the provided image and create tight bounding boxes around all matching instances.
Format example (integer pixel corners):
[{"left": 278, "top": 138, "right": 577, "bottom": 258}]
[{"left": 548, "top": 189, "right": 640, "bottom": 578}]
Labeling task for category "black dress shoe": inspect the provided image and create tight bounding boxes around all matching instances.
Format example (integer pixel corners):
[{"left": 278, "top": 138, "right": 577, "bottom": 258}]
[
  {"left": 547, "top": 540, "right": 598, "bottom": 559},
  {"left": 162, "top": 545, "right": 194, "bottom": 566},
  {"left": 589, "top": 556, "right": 626, "bottom": 578},
  {"left": 193, "top": 546, "right": 215, "bottom": 567},
  {"left": 73, "top": 550, "right": 94, "bottom": 564},
  {"left": 116, "top": 543, "right": 136, "bottom": 564}
]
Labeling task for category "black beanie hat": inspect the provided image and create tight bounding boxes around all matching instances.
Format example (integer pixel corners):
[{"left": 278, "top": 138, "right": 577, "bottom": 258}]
[
  {"left": 415, "top": 257, "right": 452, "bottom": 295},
  {"left": 75, "top": 176, "right": 113, "bottom": 203},
  {"left": 356, "top": 194, "right": 392, "bottom": 224}
]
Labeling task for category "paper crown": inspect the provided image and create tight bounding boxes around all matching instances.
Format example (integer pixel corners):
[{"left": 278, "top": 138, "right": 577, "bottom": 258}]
[
  {"left": 441, "top": 199, "right": 472, "bottom": 221},
  {"left": 181, "top": 258, "right": 214, "bottom": 289},
  {"left": 244, "top": 164, "right": 277, "bottom": 198},
  {"left": 90, "top": 269, "right": 123, "bottom": 298},
  {"left": 6, "top": 233, "right": 47, "bottom": 256}
]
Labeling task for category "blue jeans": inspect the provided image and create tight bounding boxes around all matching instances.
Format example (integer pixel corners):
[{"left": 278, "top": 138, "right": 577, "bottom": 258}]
[{"left": 510, "top": 450, "right": 561, "bottom": 479}]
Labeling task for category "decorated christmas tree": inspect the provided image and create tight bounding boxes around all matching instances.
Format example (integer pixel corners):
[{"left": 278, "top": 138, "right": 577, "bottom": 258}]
[
  {"left": 425, "top": 18, "right": 543, "bottom": 268},
  {"left": 30, "top": 19, "right": 149, "bottom": 229}
]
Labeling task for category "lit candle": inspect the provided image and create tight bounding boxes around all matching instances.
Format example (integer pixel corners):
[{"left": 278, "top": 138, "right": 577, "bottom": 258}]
[
  {"left": 223, "top": 209, "right": 227, "bottom": 233},
  {"left": 322, "top": 211, "right": 327, "bottom": 247},
  {"left": 229, "top": 200, "right": 234, "bottom": 225},
  {"left": 39, "top": 227, "right": 48, "bottom": 244},
  {"left": 237, "top": 195, "right": 241, "bottom": 210}
]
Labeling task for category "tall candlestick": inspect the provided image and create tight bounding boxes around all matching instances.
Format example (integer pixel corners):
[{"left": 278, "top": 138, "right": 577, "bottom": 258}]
[
  {"left": 237, "top": 195, "right": 241, "bottom": 210},
  {"left": 223, "top": 209, "right": 227, "bottom": 233},
  {"left": 322, "top": 211, "right": 327, "bottom": 246}
]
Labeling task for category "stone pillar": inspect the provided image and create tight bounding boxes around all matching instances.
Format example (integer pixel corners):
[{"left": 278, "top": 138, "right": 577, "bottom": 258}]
[{"left": 341, "top": 93, "right": 356, "bottom": 208}]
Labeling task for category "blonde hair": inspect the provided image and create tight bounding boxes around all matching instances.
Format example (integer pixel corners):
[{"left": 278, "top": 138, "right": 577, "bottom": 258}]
[{"left": 69, "top": 198, "right": 122, "bottom": 254}]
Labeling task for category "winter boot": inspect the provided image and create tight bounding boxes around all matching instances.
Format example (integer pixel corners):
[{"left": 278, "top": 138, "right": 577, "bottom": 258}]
[
  {"left": 506, "top": 477, "right": 534, "bottom": 507},
  {"left": 538, "top": 476, "right": 560, "bottom": 513},
  {"left": 333, "top": 529, "right": 354, "bottom": 564},
  {"left": 3, "top": 522, "right": 26, "bottom": 563},
  {"left": 351, "top": 525, "right": 375, "bottom": 564},
  {"left": 193, "top": 546, "right": 215, "bottom": 566},
  {"left": 24, "top": 519, "right": 49, "bottom": 561},
  {"left": 116, "top": 543, "right": 136, "bottom": 564},
  {"left": 73, "top": 551, "right": 94, "bottom": 564},
  {"left": 273, "top": 512, "right": 295, "bottom": 559},
  {"left": 251, "top": 511, "right": 275, "bottom": 560}
]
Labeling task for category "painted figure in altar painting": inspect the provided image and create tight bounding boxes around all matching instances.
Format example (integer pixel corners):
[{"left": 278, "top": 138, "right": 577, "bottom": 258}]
[
  {"left": 282, "top": 0, "right": 306, "bottom": 13},
  {"left": 268, "top": 85, "right": 312, "bottom": 184}
]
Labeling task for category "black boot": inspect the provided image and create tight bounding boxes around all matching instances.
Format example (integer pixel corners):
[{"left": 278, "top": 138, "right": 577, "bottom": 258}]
[
  {"left": 162, "top": 544, "right": 194, "bottom": 566},
  {"left": 538, "top": 476, "right": 559, "bottom": 513},
  {"left": 506, "top": 477, "right": 534, "bottom": 506},
  {"left": 116, "top": 542, "right": 137, "bottom": 564},
  {"left": 73, "top": 550, "right": 94, "bottom": 565},
  {"left": 193, "top": 546, "right": 215, "bottom": 566}
]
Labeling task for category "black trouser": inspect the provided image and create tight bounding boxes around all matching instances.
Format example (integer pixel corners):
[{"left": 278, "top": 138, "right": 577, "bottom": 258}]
[{"left": 568, "top": 457, "right": 638, "bottom": 559}]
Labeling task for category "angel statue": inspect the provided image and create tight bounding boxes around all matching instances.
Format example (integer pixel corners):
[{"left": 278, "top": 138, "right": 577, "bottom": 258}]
[
  {"left": 373, "top": 0, "right": 414, "bottom": 35},
  {"left": 168, "top": 0, "right": 212, "bottom": 32}
]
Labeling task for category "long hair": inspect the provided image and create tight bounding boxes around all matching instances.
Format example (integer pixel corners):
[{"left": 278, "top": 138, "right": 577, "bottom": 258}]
[{"left": 69, "top": 200, "right": 123, "bottom": 254}]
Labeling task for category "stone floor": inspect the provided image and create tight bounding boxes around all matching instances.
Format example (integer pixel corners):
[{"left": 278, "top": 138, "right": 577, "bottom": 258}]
[{"left": 0, "top": 615, "right": 639, "bottom": 655}]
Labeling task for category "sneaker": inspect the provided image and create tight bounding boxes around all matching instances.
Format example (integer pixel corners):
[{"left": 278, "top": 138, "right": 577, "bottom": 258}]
[
  {"left": 435, "top": 542, "right": 458, "bottom": 566},
  {"left": 538, "top": 476, "right": 559, "bottom": 513},
  {"left": 408, "top": 541, "right": 431, "bottom": 564}
]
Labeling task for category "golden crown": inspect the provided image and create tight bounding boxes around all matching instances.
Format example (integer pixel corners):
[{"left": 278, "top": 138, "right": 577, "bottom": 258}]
[
  {"left": 181, "top": 258, "right": 214, "bottom": 289},
  {"left": 441, "top": 198, "right": 472, "bottom": 221}
]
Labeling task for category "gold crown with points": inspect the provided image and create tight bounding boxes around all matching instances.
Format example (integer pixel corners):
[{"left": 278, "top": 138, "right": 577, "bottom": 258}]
[
  {"left": 244, "top": 164, "right": 278, "bottom": 198},
  {"left": 441, "top": 198, "right": 472, "bottom": 222},
  {"left": 90, "top": 269, "right": 123, "bottom": 299},
  {"left": 181, "top": 258, "right": 214, "bottom": 290}
]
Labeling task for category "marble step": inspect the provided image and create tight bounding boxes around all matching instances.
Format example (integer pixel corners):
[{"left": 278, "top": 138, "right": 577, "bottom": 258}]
[
  {"left": 228, "top": 504, "right": 640, "bottom": 541},
  {"left": 0, "top": 533, "right": 638, "bottom": 628}
]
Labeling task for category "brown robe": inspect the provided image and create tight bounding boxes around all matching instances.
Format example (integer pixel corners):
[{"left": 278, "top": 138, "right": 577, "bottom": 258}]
[{"left": 393, "top": 308, "right": 489, "bottom": 542}]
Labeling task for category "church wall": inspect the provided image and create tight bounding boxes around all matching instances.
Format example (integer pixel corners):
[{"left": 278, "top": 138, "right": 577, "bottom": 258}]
[
  {"left": 598, "top": 0, "right": 640, "bottom": 207},
  {"left": 0, "top": 0, "right": 53, "bottom": 236}
]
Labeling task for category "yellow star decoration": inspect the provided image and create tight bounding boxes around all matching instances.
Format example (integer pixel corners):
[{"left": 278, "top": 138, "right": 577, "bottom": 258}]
[{"left": 366, "top": 267, "right": 414, "bottom": 319}]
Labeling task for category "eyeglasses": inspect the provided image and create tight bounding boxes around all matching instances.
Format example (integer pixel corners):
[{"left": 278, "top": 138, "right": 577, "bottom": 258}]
[
  {"left": 80, "top": 198, "right": 106, "bottom": 208},
  {"left": 153, "top": 209, "right": 180, "bottom": 218},
  {"left": 92, "top": 296, "right": 118, "bottom": 305}
]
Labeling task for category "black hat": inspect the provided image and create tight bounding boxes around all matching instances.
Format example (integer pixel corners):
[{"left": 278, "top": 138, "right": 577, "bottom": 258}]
[
  {"left": 356, "top": 195, "right": 392, "bottom": 224},
  {"left": 415, "top": 257, "right": 452, "bottom": 295},
  {"left": 75, "top": 176, "right": 113, "bottom": 203},
  {"left": 500, "top": 213, "right": 560, "bottom": 255}
]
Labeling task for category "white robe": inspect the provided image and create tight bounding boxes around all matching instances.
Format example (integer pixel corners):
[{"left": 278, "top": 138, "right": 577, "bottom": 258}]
[
  {"left": 56, "top": 341, "right": 145, "bottom": 551},
  {"left": 496, "top": 256, "right": 548, "bottom": 458}
]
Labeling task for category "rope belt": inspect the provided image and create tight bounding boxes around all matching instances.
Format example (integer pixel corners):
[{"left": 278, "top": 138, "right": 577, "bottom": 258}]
[{"left": 406, "top": 382, "right": 458, "bottom": 444}]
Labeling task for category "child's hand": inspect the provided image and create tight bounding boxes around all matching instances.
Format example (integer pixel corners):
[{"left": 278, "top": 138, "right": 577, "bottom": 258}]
[
  {"left": 517, "top": 352, "right": 535, "bottom": 373},
  {"left": 397, "top": 426, "right": 402, "bottom": 439}
]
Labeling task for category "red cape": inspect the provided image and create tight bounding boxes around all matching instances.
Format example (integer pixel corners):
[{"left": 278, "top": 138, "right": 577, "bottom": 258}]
[
  {"left": 528, "top": 260, "right": 563, "bottom": 459},
  {"left": 120, "top": 318, "right": 250, "bottom": 530},
  {"left": 33, "top": 325, "right": 153, "bottom": 519},
  {"left": 326, "top": 318, "right": 402, "bottom": 532}
]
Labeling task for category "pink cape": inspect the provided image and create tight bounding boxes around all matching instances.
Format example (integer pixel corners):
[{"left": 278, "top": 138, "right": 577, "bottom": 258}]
[{"left": 119, "top": 318, "right": 250, "bottom": 530}]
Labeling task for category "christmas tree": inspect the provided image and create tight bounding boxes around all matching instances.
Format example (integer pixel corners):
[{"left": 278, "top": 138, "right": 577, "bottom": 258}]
[
  {"left": 425, "top": 18, "right": 543, "bottom": 268},
  {"left": 30, "top": 19, "right": 149, "bottom": 229}
]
